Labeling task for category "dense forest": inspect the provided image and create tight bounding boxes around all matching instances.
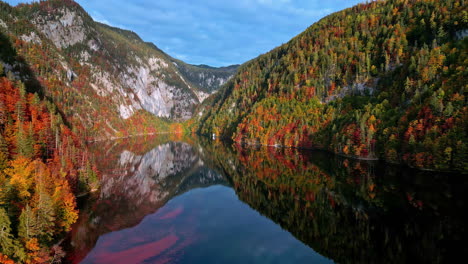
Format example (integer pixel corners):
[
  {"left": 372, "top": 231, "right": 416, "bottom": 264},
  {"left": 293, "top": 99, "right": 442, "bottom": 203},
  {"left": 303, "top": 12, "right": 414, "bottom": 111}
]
[
  {"left": 196, "top": 0, "right": 468, "bottom": 172},
  {"left": 0, "top": 72, "right": 98, "bottom": 262},
  {"left": 0, "top": 1, "right": 102, "bottom": 262}
]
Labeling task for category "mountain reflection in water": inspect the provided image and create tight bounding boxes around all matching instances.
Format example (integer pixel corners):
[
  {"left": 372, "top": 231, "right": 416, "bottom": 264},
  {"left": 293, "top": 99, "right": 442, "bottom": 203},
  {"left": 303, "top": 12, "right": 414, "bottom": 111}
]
[{"left": 66, "top": 135, "right": 468, "bottom": 264}]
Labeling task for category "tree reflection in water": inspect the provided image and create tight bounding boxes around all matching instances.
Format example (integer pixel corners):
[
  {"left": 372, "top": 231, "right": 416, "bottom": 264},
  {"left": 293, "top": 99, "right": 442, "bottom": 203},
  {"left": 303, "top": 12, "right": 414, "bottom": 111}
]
[{"left": 205, "top": 139, "right": 467, "bottom": 264}]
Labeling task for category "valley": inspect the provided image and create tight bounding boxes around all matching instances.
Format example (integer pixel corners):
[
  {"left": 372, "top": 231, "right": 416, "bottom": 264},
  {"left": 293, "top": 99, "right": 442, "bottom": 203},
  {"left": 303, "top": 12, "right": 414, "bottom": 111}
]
[{"left": 0, "top": 0, "right": 466, "bottom": 263}]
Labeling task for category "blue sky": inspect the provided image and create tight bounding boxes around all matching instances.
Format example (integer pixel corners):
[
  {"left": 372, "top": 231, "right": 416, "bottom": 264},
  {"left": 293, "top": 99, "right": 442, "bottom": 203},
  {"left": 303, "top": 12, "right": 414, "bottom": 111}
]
[{"left": 6, "top": 0, "right": 363, "bottom": 66}]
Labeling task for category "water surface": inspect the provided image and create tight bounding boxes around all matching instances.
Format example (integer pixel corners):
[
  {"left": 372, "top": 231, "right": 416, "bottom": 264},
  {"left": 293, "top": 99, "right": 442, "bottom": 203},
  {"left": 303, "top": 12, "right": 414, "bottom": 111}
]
[{"left": 66, "top": 135, "right": 468, "bottom": 263}]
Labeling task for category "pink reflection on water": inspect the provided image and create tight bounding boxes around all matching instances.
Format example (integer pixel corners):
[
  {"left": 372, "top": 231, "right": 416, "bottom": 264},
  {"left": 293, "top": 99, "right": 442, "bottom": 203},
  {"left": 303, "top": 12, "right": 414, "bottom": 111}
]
[
  {"left": 158, "top": 207, "right": 184, "bottom": 220},
  {"left": 91, "top": 234, "right": 178, "bottom": 264},
  {"left": 82, "top": 203, "right": 200, "bottom": 264}
]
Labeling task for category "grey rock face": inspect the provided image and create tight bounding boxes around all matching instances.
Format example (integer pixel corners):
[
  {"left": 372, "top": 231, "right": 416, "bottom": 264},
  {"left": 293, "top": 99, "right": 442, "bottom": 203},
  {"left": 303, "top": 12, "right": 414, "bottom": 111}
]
[{"left": 32, "top": 8, "right": 86, "bottom": 49}]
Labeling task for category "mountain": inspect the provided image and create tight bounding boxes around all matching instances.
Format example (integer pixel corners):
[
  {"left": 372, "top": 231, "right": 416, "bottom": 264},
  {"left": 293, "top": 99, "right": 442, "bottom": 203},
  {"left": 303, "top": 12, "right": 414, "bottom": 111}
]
[
  {"left": 0, "top": 0, "right": 238, "bottom": 140},
  {"left": 195, "top": 0, "right": 468, "bottom": 172}
]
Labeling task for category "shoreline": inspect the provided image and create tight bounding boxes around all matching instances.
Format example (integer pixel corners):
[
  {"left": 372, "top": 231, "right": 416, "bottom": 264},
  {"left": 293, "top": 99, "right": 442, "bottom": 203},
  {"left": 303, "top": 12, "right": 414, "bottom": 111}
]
[
  {"left": 86, "top": 131, "right": 183, "bottom": 143},
  {"left": 211, "top": 136, "right": 465, "bottom": 174},
  {"left": 237, "top": 140, "right": 380, "bottom": 161}
]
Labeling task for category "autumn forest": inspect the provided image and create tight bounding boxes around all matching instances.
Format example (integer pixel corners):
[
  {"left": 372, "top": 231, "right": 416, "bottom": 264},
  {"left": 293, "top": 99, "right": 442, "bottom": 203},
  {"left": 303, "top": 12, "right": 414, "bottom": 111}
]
[
  {"left": 0, "top": 0, "right": 467, "bottom": 263},
  {"left": 196, "top": 0, "right": 467, "bottom": 172}
]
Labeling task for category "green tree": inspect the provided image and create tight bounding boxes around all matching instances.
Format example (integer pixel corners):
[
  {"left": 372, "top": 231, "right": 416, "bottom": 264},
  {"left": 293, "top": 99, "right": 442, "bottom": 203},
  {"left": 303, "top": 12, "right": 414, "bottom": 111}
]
[
  {"left": 34, "top": 190, "right": 56, "bottom": 242},
  {"left": 0, "top": 134, "right": 8, "bottom": 171},
  {"left": 0, "top": 208, "right": 17, "bottom": 257},
  {"left": 18, "top": 205, "right": 38, "bottom": 241},
  {"left": 16, "top": 123, "right": 34, "bottom": 159}
]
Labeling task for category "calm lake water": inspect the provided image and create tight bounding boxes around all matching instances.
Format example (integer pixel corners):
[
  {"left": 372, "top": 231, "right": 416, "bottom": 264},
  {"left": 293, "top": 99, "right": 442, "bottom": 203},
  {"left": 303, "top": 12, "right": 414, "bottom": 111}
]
[{"left": 65, "top": 135, "right": 468, "bottom": 264}]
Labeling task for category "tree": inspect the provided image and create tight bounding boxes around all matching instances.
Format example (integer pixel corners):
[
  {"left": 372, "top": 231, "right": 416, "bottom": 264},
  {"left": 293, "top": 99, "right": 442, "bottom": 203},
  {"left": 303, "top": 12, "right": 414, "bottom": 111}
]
[
  {"left": 0, "top": 208, "right": 21, "bottom": 259},
  {"left": 33, "top": 189, "right": 56, "bottom": 242},
  {"left": 5, "top": 157, "right": 35, "bottom": 203},
  {"left": 443, "top": 102, "right": 453, "bottom": 117},
  {"left": 18, "top": 205, "right": 38, "bottom": 241},
  {"left": 52, "top": 178, "right": 78, "bottom": 232},
  {"left": 0, "top": 101, "right": 7, "bottom": 127},
  {"left": 0, "top": 134, "right": 8, "bottom": 172},
  {"left": 16, "top": 124, "right": 34, "bottom": 159},
  {"left": 32, "top": 162, "right": 57, "bottom": 242}
]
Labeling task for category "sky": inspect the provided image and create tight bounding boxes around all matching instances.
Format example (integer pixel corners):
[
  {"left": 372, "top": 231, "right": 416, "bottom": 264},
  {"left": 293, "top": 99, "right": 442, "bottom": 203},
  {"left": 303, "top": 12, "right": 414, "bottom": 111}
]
[{"left": 6, "top": 0, "right": 363, "bottom": 67}]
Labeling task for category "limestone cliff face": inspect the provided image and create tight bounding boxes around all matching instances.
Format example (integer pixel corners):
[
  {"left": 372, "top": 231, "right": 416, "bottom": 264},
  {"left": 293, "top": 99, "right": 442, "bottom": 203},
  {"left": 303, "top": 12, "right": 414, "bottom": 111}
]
[
  {"left": 32, "top": 7, "right": 87, "bottom": 49},
  {"left": 28, "top": 5, "right": 199, "bottom": 121}
]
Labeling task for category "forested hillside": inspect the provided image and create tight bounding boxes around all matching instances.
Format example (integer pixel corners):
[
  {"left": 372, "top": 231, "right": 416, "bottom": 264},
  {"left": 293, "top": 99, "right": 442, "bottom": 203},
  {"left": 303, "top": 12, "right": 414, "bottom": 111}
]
[
  {"left": 196, "top": 0, "right": 468, "bottom": 172},
  {"left": 0, "top": 70, "right": 98, "bottom": 262}
]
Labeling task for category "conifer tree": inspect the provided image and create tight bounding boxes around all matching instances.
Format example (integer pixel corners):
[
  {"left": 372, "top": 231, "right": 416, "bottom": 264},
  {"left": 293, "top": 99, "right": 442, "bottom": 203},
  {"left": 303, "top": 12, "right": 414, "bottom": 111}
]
[
  {"left": 0, "top": 208, "right": 16, "bottom": 257},
  {"left": 18, "top": 205, "right": 38, "bottom": 241},
  {"left": 0, "top": 134, "right": 8, "bottom": 171}
]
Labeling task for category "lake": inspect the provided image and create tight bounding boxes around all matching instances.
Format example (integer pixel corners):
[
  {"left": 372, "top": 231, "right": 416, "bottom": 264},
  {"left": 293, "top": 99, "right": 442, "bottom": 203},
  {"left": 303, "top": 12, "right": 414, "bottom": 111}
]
[{"left": 65, "top": 135, "right": 468, "bottom": 264}]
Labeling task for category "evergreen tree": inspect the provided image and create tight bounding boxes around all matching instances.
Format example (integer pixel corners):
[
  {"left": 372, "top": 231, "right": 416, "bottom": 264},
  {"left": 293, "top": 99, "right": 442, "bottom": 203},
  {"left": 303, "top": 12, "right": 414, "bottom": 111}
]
[
  {"left": 16, "top": 123, "right": 34, "bottom": 159},
  {"left": 0, "top": 208, "right": 16, "bottom": 257},
  {"left": 18, "top": 205, "right": 38, "bottom": 241},
  {"left": 34, "top": 189, "right": 56, "bottom": 242},
  {"left": 0, "top": 134, "right": 8, "bottom": 172}
]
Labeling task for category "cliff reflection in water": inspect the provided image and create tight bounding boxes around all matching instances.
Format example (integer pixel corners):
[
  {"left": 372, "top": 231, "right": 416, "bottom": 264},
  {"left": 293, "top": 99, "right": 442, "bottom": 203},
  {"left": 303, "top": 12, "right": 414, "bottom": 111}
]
[
  {"left": 68, "top": 136, "right": 467, "bottom": 263},
  {"left": 67, "top": 136, "right": 227, "bottom": 263}
]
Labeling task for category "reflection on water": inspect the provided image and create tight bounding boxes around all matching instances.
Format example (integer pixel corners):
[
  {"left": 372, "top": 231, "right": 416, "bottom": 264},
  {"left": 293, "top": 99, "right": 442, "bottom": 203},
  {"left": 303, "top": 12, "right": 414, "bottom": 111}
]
[
  {"left": 66, "top": 136, "right": 468, "bottom": 264},
  {"left": 67, "top": 136, "right": 227, "bottom": 263}
]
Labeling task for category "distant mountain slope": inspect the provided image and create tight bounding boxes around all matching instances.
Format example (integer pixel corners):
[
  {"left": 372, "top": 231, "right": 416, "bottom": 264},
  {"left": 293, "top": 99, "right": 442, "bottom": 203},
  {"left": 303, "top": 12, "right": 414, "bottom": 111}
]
[
  {"left": 140, "top": 42, "right": 239, "bottom": 94},
  {"left": 171, "top": 60, "right": 239, "bottom": 94},
  {"left": 0, "top": 0, "right": 236, "bottom": 139},
  {"left": 196, "top": 0, "right": 468, "bottom": 172}
]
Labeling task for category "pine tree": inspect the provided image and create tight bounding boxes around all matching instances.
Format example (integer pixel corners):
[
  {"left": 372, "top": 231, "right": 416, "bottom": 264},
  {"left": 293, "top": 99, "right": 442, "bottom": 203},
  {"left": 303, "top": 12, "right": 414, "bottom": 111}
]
[
  {"left": 16, "top": 123, "right": 34, "bottom": 159},
  {"left": 0, "top": 208, "right": 16, "bottom": 257},
  {"left": 0, "top": 134, "right": 8, "bottom": 171},
  {"left": 18, "top": 205, "right": 38, "bottom": 241},
  {"left": 34, "top": 188, "right": 56, "bottom": 242}
]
